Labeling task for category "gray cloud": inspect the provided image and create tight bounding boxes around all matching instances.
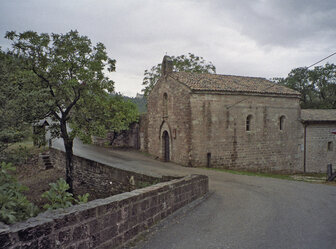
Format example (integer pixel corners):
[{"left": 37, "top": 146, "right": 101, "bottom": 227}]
[
  {"left": 1, "top": 0, "right": 335, "bottom": 96},
  {"left": 209, "top": 0, "right": 336, "bottom": 47}
]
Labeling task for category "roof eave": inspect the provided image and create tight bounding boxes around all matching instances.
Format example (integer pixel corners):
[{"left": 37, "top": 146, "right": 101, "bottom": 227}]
[
  {"left": 191, "top": 89, "right": 301, "bottom": 98},
  {"left": 301, "top": 120, "right": 336, "bottom": 124}
]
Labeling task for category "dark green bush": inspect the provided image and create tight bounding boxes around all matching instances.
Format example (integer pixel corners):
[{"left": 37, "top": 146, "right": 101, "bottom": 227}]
[
  {"left": 0, "top": 162, "right": 39, "bottom": 224},
  {"left": 0, "top": 145, "right": 32, "bottom": 165},
  {"left": 42, "top": 178, "right": 89, "bottom": 210}
]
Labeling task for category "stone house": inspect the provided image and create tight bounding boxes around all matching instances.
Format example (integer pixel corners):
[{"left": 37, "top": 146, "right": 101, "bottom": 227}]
[
  {"left": 143, "top": 56, "right": 336, "bottom": 173},
  {"left": 301, "top": 109, "right": 336, "bottom": 173}
]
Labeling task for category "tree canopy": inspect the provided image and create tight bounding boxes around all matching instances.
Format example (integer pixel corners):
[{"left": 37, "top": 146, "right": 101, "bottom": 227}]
[
  {"left": 142, "top": 53, "right": 216, "bottom": 96},
  {"left": 274, "top": 63, "right": 336, "bottom": 109},
  {"left": 122, "top": 95, "right": 147, "bottom": 113},
  {"left": 5, "top": 30, "right": 138, "bottom": 192},
  {"left": 0, "top": 49, "right": 48, "bottom": 153}
]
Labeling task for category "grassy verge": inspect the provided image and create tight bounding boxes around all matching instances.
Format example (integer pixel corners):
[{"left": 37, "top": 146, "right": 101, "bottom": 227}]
[
  {"left": 203, "top": 167, "right": 330, "bottom": 184},
  {"left": 1, "top": 137, "right": 47, "bottom": 166},
  {"left": 204, "top": 167, "right": 293, "bottom": 180}
]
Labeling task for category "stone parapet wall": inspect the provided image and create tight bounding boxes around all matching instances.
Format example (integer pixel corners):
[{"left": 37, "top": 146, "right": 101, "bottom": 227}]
[
  {"left": 0, "top": 174, "right": 208, "bottom": 249},
  {"left": 49, "top": 148, "right": 173, "bottom": 199}
]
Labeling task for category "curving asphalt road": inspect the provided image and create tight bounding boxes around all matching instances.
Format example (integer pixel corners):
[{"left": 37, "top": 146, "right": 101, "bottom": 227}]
[{"left": 52, "top": 138, "right": 336, "bottom": 249}]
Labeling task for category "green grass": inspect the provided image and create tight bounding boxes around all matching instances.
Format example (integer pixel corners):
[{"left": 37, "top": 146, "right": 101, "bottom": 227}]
[
  {"left": 203, "top": 167, "right": 328, "bottom": 183},
  {"left": 136, "top": 179, "right": 161, "bottom": 189},
  {"left": 9, "top": 139, "right": 34, "bottom": 149},
  {"left": 1, "top": 136, "right": 47, "bottom": 166},
  {"left": 204, "top": 167, "right": 293, "bottom": 180}
]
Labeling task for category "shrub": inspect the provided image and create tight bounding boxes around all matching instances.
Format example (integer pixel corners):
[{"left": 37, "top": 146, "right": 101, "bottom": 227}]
[
  {"left": 42, "top": 178, "right": 89, "bottom": 210},
  {"left": 0, "top": 145, "right": 32, "bottom": 165},
  {"left": 76, "top": 193, "right": 90, "bottom": 204},
  {"left": 0, "top": 162, "right": 39, "bottom": 224}
]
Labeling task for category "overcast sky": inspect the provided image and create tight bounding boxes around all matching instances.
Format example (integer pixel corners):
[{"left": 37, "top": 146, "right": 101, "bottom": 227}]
[{"left": 1, "top": 0, "right": 335, "bottom": 97}]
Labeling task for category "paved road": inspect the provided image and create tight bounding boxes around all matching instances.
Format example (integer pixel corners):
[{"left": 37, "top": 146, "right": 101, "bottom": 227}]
[{"left": 52, "top": 139, "right": 336, "bottom": 249}]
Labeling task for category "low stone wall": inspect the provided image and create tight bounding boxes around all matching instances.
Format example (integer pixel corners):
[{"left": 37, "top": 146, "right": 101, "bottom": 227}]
[
  {"left": 0, "top": 174, "right": 208, "bottom": 249},
  {"left": 49, "top": 148, "right": 173, "bottom": 199}
]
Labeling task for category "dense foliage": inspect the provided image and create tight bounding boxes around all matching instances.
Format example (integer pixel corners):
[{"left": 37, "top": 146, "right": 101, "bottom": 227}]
[
  {"left": 1, "top": 146, "right": 32, "bottom": 166},
  {"left": 142, "top": 53, "right": 216, "bottom": 97},
  {"left": 0, "top": 50, "right": 48, "bottom": 154},
  {"left": 123, "top": 95, "right": 147, "bottom": 113},
  {"left": 42, "top": 178, "right": 89, "bottom": 210},
  {"left": 0, "top": 163, "right": 90, "bottom": 224},
  {"left": 6, "top": 30, "right": 138, "bottom": 192},
  {"left": 274, "top": 63, "right": 336, "bottom": 109},
  {"left": 70, "top": 93, "right": 138, "bottom": 144},
  {"left": 0, "top": 162, "right": 39, "bottom": 224}
]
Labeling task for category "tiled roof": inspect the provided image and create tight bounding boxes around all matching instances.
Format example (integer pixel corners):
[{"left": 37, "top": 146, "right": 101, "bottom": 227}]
[
  {"left": 170, "top": 72, "right": 300, "bottom": 96},
  {"left": 301, "top": 109, "right": 336, "bottom": 122}
]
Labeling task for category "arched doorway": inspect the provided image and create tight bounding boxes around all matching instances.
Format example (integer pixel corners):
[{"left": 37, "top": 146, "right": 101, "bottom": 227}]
[{"left": 162, "top": 131, "right": 170, "bottom": 162}]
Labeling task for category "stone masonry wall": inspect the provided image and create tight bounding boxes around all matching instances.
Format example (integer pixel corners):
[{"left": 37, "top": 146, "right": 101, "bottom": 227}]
[
  {"left": 49, "top": 148, "right": 173, "bottom": 199},
  {"left": 139, "top": 114, "right": 149, "bottom": 152},
  {"left": 147, "top": 75, "right": 192, "bottom": 165},
  {"left": 305, "top": 123, "right": 336, "bottom": 173},
  {"left": 0, "top": 174, "right": 209, "bottom": 249},
  {"left": 92, "top": 123, "right": 140, "bottom": 149},
  {"left": 189, "top": 93, "right": 303, "bottom": 172}
]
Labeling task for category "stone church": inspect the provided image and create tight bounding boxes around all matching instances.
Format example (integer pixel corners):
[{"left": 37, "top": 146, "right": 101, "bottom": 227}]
[{"left": 141, "top": 56, "right": 336, "bottom": 173}]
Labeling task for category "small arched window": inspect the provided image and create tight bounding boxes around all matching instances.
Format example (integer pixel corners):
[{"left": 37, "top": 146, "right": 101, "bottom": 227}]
[
  {"left": 163, "top": 93, "right": 168, "bottom": 117},
  {"left": 279, "top": 115, "right": 285, "bottom": 130},
  {"left": 246, "top": 115, "right": 252, "bottom": 131}
]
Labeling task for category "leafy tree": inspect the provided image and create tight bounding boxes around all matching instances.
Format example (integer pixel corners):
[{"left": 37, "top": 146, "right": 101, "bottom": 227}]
[
  {"left": 142, "top": 53, "right": 216, "bottom": 96},
  {"left": 123, "top": 95, "right": 147, "bottom": 113},
  {"left": 83, "top": 93, "right": 140, "bottom": 146},
  {"left": 308, "top": 63, "right": 336, "bottom": 108},
  {"left": 6, "top": 30, "right": 137, "bottom": 193},
  {"left": 71, "top": 93, "right": 139, "bottom": 145},
  {"left": 0, "top": 50, "right": 48, "bottom": 155},
  {"left": 275, "top": 63, "right": 336, "bottom": 108}
]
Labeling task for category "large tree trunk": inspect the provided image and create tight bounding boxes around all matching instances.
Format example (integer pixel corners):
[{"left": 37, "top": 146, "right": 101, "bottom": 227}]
[{"left": 60, "top": 119, "right": 74, "bottom": 194}]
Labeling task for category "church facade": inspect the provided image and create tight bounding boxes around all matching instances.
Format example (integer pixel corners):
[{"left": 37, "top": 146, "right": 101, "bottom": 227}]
[{"left": 143, "top": 56, "right": 336, "bottom": 173}]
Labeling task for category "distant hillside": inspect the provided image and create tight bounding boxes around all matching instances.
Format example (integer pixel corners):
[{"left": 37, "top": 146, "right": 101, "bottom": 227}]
[
  {"left": 108, "top": 93, "right": 147, "bottom": 113},
  {"left": 123, "top": 95, "right": 147, "bottom": 113}
]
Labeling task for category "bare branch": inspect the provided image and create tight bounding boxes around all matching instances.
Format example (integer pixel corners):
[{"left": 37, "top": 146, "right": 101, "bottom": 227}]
[
  {"left": 63, "top": 88, "right": 81, "bottom": 117},
  {"left": 32, "top": 66, "right": 63, "bottom": 113},
  {"left": 51, "top": 110, "right": 61, "bottom": 121}
]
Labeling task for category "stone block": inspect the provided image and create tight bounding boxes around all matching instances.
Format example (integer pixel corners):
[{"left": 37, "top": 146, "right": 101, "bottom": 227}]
[
  {"left": 18, "top": 223, "right": 52, "bottom": 242},
  {"left": 58, "top": 228, "right": 72, "bottom": 246},
  {"left": 99, "top": 226, "right": 117, "bottom": 243},
  {"left": 0, "top": 233, "right": 11, "bottom": 249},
  {"left": 54, "top": 213, "right": 78, "bottom": 230},
  {"left": 38, "top": 235, "right": 55, "bottom": 249},
  {"left": 72, "top": 224, "right": 89, "bottom": 241}
]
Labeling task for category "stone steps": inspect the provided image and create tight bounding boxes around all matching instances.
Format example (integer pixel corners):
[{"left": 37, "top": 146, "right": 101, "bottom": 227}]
[{"left": 39, "top": 152, "right": 53, "bottom": 170}]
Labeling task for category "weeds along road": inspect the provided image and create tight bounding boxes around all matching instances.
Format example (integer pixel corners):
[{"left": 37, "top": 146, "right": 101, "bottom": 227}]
[{"left": 52, "top": 138, "right": 336, "bottom": 249}]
